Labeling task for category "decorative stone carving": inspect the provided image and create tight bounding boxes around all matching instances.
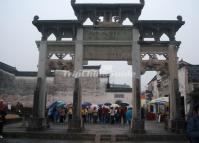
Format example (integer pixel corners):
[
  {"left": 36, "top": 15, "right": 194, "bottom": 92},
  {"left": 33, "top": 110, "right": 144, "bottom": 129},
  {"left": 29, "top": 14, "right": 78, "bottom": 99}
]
[
  {"left": 32, "top": 16, "right": 81, "bottom": 41},
  {"left": 71, "top": 0, "right": 76, "bottom": 6},
  {"left": 48, "top": 52, "right": 74, "bottom": 60},
  {"left": 140, "top": 53, "right": 168, "bottom": 74},
  {"left": 47, "top": 53, "right": 53, "bottom": 59},
  {"left": 141, "top": 60, "right": 168, "bottom": 75},
  {"left": 48, "top": 59, "right": 74, "bottom": 71},
  {"left": 135, "top": 16, "right": 185, "bottom": 42},
  {"left": 71, "top": 1, "right": 144, "bottom": 25},
  {"left": 55, "top": 53, "right": 67, "bottom": 59}
]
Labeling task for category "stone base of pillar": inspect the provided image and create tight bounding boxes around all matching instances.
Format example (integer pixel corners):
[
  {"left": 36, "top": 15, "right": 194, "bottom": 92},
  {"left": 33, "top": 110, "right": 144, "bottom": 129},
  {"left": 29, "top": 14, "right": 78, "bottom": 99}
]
[
  {"left": 167, "top": 119, "right": 185, "bottom": 133},
  {"left": 68, "top": 118, "right": 84, "bottom": 132},
  {"left": 131, "top": 119, "right": 145, "bottom": 134},
  {"left": 27, "top": 117, "right": 49, "bottom": 131}
]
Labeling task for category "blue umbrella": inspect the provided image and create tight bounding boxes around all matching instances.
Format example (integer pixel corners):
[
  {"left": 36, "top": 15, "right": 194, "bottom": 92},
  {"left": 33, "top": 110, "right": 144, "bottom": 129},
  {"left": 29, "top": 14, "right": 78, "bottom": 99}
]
[
  {"left": 47, "top": 100, "right": 65, "bottom": 117},
  {"left": 56, "top": 101, "right": 66, "bottom": 108},
  {"left": 48, "top": 100, "right": 65, "bottom": 109},
  {"left": 47, "top": 101, "right": 57, "bottom": 109}
]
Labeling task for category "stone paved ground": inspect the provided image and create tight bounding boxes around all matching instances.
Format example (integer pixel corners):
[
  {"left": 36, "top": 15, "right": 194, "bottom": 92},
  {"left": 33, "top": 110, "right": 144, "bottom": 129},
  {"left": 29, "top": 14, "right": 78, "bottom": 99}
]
[
  {"left": 3, "top": 138, "right": 189, "bottom": 143},
  {"left": 2, "top": 121, "right": 188, "bottom": 143},
  {"left": 4, "top": 121, "right": 169, "bottom": 134}
]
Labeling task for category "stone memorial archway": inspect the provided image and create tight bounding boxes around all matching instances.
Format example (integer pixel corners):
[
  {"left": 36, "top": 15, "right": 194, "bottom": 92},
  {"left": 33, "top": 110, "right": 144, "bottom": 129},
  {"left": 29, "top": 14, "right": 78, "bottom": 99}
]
[{"left": 30, "top": 0, "right": 185, "bottom": 133}]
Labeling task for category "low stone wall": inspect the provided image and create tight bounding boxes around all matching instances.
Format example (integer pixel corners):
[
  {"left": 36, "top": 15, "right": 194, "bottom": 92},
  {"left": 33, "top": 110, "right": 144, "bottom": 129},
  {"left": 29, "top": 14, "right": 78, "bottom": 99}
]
[
  {"left": 15, "top": 77, "right": 36, "bottom": 96},
  {"left": 0, "top": 69, "right": 132, "bottom": 106},
  {"left": 0, "top": 70, "right": 15, "bottom": 95}
]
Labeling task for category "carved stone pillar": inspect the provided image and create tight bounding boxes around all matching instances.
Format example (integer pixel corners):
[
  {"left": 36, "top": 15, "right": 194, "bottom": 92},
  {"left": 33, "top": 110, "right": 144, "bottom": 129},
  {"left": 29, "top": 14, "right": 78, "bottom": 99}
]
[
  {"left": 28, "top": 41, "right": 48, "bottom": 130},
  {"left": 131, "top": 28, "right": 145, "bottom": 133},
  {"left": 167, "top": 43, "right": 185, "bottom": 133},
  {"left": 68, "top": 28, "right": 84, "bottom": 132}
]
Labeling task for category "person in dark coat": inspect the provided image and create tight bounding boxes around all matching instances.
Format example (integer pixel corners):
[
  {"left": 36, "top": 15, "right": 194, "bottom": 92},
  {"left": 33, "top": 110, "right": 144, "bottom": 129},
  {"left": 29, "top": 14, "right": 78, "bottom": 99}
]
[
  {"left": 0, "top": 100, "right": 7, "bottom": 136},
  {"left": 186, "top": 104, "right": 199, "bottom": 143},
  {"left": 141, "top": 107, "right": 145, "bottom": 120}
]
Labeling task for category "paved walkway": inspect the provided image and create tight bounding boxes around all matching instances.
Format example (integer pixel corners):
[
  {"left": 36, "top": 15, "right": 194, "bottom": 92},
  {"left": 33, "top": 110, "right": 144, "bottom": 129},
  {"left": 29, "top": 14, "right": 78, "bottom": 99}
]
[
  {"left": 2, "top": 121, "right": 188, "bottom": 142},
  {"left": 4, "top": 121, "right": 169, "bottom": 134},
  {"left": 5, "top": 139, "right": 189, "bottom": 143}
]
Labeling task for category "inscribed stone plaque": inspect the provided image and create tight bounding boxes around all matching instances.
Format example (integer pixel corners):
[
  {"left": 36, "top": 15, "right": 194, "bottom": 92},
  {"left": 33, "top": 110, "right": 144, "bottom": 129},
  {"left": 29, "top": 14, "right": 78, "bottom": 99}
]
[{"left": 83, "top": 27, "right": 132, "bottom": 41}]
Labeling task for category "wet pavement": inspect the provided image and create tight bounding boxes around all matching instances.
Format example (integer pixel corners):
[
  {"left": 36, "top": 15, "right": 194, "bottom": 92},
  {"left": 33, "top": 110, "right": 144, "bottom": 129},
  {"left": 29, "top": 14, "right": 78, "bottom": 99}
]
[
  {"left": 5, "top": 138, "right": 189, "bottom": 143},
  {"left": 4, "top": 121, "right": 168, "bottom": 135},
  {"left": 1, "top": 121, "right": 188, "bottom": 143}
]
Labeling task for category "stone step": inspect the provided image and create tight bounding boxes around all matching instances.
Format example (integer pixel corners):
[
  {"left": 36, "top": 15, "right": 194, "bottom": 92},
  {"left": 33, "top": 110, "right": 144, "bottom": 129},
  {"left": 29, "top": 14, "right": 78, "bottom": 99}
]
[{"left": 4, "top": 131, "right": 188, "bottom": 142}]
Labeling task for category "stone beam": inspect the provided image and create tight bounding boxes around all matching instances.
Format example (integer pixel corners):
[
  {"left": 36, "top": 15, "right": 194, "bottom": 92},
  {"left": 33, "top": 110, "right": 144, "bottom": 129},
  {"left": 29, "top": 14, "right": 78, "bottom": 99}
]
[
  {"left": 140, "top": 41, "right": 180, "bottom": 53},
  {"left": 35, "top": 41, "right": 181, "bottom": 61},
  {"left": 36, "top": 41, "right": 75, "bottom": 53},
  {"left": 84, "top": 45, "right": 131, "bottom": 61}
]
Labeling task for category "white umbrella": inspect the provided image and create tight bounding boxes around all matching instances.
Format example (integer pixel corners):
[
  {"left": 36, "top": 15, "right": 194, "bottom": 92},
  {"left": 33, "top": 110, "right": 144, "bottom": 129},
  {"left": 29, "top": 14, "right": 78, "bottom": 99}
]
[
  {"left": 90, "top": 104, "right": 98, "bottom": 110},
  {"left": 102, "top": 105, "right": 110, "bottom": 109},
  {"left": 110, "top": 103, "right": 120, "bottom": 108},
  {"left": 149, "top": 97, "right": 168, "bottom": 104}
]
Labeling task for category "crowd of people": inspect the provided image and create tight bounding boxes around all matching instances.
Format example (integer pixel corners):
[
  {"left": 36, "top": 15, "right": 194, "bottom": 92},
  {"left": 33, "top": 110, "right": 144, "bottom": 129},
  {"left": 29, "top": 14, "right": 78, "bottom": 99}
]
[
  {"left": 81, "top": 106, "right": 133, "bottom": 125},
  {"left": 47, "top": 104, "right": 133, "bottom": 125},
  {"left": 0, "top": 99, "right": 198, "bottom": 142}
]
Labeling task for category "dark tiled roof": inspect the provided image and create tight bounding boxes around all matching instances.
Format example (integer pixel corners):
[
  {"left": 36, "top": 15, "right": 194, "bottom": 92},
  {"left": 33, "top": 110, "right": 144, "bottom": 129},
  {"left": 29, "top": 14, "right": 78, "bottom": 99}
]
[
  {"left": 110, "top": 84, "right": 131, "bottom": 88},
  {"left": 106, "top": 88, "right": 132, "bottom": 92},
  {"left": 0, "top": 61, "right": 54, "bottom": 77},
  {"left": 106, "top": 84, "right": 132, "bottom": 92},
  {"left": 99, "top": 74, "right": 110, "bottom": 78},
  {"left": 83, "top": 65, "right": 101, "bottom": 70},
  {"left": 0, "top": 62, "right": 17, "bottom": 74},
  {"left": 16, "top": 71, "right": 37, "bottom": 77},
  {"left": 188, "top": 65, "right": 199, "bottom": 82},
  {"left": 178, "top": 60, "right": 192, "bottom": 69},
  {"left": 16, "top": 71, "right": 54, "bottom": 77}
]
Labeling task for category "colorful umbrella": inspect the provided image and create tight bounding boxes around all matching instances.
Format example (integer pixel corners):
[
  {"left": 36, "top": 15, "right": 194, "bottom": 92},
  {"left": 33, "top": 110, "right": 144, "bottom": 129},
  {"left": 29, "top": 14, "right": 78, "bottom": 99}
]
[{"left": 47, "top": 100, "right": 65, "bottom": 109}]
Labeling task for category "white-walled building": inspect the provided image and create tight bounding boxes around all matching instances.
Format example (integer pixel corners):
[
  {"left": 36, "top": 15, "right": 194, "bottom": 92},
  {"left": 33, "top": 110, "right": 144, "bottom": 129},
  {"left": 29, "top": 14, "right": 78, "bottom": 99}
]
[
  {"left": 146, "top": 60, "right": 199, "bottom": 116},
  {"left": 178, "top": 60, "right": 199, "bottom": 115},
  {"left": 0, "top": 62, "right": 132, "bottom": 107}
]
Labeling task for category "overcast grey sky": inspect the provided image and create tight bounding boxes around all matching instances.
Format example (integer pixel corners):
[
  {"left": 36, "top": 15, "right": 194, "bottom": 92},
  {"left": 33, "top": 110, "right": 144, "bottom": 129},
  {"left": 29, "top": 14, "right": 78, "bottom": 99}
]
[{"left": 0, "top": 0, "right": 199, "bottom": 90}]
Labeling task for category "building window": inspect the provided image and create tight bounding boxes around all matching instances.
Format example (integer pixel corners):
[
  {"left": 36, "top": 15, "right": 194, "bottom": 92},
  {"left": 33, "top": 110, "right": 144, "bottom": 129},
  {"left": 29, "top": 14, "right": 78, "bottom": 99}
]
[{"left": 114, "top": 94, "right": 124, "bottom": 98}]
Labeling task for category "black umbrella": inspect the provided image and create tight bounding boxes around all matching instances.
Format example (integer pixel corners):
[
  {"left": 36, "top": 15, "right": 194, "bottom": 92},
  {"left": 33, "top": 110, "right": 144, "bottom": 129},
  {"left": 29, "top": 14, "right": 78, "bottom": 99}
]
[
  {"left": 104, "top": 102, "right": 112, "bottom": 106},
  {"left": 120, "top": 102, "right": 129, "bottom": 107},
  {"left": 82, "top": 102, "right": 92, "bottom": 108},
  {"left": 98, "top": 104, "right": 103, "bottom": 107}
]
